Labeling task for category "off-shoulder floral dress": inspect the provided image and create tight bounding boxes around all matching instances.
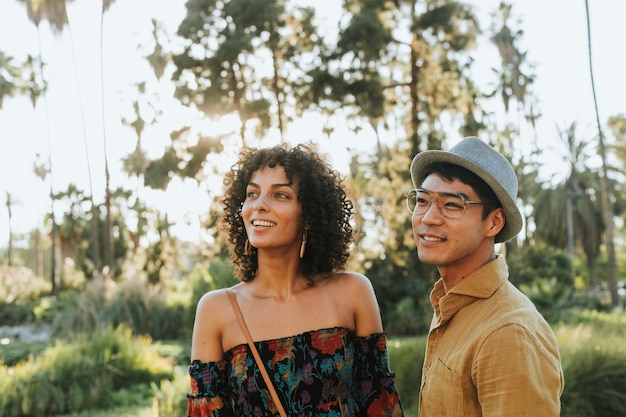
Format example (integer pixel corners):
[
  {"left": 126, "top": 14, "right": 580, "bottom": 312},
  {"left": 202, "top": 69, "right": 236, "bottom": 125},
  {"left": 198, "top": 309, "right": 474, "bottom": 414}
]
[{"left": 187, "top": 327, "right": 404, "bottom": 417}]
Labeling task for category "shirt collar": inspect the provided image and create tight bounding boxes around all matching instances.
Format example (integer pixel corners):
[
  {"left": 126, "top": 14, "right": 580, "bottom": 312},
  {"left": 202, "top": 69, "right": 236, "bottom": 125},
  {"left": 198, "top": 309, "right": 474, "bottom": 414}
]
[{"left": 430, "top": 256, "right": 509, "bottom": 325}]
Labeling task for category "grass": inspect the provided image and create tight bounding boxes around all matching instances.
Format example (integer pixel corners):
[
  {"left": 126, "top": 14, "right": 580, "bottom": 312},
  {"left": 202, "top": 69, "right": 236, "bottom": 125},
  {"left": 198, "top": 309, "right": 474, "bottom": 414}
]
[{"left": 554, "top": 311, "right": 626, "bottom": 417}]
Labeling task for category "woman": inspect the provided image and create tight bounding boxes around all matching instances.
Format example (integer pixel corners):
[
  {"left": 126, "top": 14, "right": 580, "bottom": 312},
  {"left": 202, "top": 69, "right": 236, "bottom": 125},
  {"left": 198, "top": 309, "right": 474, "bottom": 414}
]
[{"left": 187, "top": 144, "right": 403, "bottom": 417}]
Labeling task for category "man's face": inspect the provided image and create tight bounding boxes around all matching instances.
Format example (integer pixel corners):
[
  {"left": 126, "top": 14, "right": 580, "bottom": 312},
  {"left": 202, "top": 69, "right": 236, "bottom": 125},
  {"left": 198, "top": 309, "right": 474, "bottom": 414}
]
[{"left": 411, "top": 174, "right": 502, "bottom": 276}]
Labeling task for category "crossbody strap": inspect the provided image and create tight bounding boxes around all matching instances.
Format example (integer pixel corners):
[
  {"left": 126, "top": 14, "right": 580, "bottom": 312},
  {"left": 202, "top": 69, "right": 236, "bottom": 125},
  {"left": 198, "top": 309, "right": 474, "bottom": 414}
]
[{"left": 225, "top": 289, "right": 288, "bottom": 417}]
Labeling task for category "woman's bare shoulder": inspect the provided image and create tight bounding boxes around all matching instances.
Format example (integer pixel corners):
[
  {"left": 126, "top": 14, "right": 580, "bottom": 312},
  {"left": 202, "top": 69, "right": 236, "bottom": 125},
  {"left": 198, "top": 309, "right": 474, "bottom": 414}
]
[
  {"left": 196, "top": 287, "right": 227, "bottom": 310},
  {"left": 324, "top": 272, "right": 382, "bottom": 335},
  {"left": 317, "top": 272, "right": 379, "bottom": 309},
  {"left": 325, "top": 271, "right": 375, "bottom": 293},
  {"left": 191, "top": 284, "right": 243, "bottom": 362}
]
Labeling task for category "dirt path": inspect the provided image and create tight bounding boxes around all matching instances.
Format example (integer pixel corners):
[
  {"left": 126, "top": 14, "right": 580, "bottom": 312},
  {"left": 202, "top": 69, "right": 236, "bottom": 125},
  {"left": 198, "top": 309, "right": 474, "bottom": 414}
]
[{"left": 0, "top": 324, "right": 51, "bottom": 343}]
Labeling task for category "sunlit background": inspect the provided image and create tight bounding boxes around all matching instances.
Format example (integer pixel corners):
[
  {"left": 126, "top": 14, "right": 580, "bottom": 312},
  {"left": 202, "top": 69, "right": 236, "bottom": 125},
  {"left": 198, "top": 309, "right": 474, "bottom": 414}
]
[{"left": 1, "top": 0, "right": 624, "bottom": 244}]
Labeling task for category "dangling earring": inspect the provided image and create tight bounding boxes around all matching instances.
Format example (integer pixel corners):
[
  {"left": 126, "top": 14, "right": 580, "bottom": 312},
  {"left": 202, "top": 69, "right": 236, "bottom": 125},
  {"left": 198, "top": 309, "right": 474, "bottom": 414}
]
[
  {"left": 244, "top": 239, "right": 252, "bottom": 256},
  {"left": 299, "top": 230, "right": 308, "bottom": 259}
]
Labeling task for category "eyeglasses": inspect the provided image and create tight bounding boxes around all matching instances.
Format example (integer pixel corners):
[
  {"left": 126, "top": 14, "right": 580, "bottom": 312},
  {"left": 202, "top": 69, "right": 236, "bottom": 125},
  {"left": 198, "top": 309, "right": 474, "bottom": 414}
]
[{"left": 404, "top": 188, "right": 483, "bottom": 219}]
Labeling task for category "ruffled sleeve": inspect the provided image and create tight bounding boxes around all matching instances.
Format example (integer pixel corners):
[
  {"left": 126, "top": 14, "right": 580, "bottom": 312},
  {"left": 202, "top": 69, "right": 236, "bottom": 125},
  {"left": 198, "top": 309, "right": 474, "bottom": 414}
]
[
  {"left": 187, "top": 360, "right": 234, "bottom": 417},
  {"left": 354, "top": 333, "right": 404, "bottom": 417}
]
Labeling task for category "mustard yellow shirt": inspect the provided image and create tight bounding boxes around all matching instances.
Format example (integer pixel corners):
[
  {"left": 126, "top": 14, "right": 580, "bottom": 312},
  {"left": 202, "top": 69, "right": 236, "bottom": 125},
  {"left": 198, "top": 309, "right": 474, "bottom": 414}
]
[{"left": 419, "top": 256, "right": 564, "bottom": 417}]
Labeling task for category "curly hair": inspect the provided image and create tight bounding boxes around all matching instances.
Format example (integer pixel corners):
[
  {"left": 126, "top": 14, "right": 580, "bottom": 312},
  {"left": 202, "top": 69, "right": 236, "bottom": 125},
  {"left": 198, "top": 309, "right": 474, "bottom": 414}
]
[{"left": 221, "top": 144, "right": 354, "bottom": 282}]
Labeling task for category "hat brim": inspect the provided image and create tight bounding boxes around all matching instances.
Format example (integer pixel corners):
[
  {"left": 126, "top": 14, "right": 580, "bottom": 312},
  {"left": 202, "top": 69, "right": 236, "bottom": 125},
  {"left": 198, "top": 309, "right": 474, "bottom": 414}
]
[{"left": 410, "top": 150, "right": 523, "bottom": 243}]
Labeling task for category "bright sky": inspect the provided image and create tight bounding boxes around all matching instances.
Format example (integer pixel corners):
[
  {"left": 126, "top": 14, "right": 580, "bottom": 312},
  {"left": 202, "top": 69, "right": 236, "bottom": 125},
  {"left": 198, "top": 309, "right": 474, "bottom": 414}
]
[{"left": 1, "top": 0, "right": 624, "bottom": 245}]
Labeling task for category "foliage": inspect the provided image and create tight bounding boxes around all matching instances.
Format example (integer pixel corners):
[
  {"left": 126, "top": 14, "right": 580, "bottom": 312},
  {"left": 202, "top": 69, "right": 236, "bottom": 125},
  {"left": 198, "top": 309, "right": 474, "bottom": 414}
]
[
  {"left": 150, "top": 367, "right": 189, "bottom": 417},
  {"left": 507, "top": 244, "right": 573, "bottom": 287},
  {"left": 143, "top": 219, "right": 178, "bottom": 286},
  {"left": 0, "top": 266, "right": 51, "bottom": 325},
  {"left": 49, "top": 276, "right": 191, "bottom": 342},
  {"left": 387, "top": 336, "right": 427, "bottom": 416},
  {"left": 0, "top": 51, "right": 45, "bottom": 108},
  {"left": 0, "top": 325, "right": 172, "bottom": 417},
  {"left": 188, "top": 258, "right": 238, "bottom": 307},
  {"left": 0, "top": 339, "right": 48, "bottom": 367},
  {"left": 172, "top": 0, "right": 319, "bottom": 146},
  {"left": 505, "top": 245, "right": 616, "bottom": 322},
  {"left": 46, "top": 255, "right": 237, "bottom": 343},
  {"left": 3, "top": 0, "right": 626, "bottom": 412},
  {"left": 556, "top": 311, "right": 626, "bottom": 417},
  {"left": 104, "top": 279, "right": 189, "bottom": 341},
  {"left": 518, "top": 278, "right": 578, "bottom": 323},
  {"left": 366, "top": 255, "right": 436, "bottom": 336},
  {"left": 47, "top": 183, "right": 133, "bottom": 280},
  {"left": 347, "top": 143, "right": 440, "bottom": 337},
  {"left": 0, "top": 266, "right": 50, "bottom": 305},
  {"left": 3, "top": 312, "right": 626, "bottom": 417},
  {"left": 0, "top": 301, "right": 32, "bottom": 326}
]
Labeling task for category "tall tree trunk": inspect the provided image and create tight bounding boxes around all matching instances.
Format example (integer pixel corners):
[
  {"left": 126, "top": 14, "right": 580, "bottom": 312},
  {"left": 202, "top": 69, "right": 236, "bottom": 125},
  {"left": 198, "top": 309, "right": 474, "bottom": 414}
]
[
  {"left": 269, "top": 27, "right": 286, "bottom": 143},
  {"left": 409, "top": 0, "right": 421, "bottom": 156},
  {"left": 585, "top": 0, "right": 620, "bottom": 309},
  {"left": 5, "top": 192, "right": 13, "bottom": 266},
  {"left": 23, "top": 0, "right": 101, "bottom": 278},
  {"left": 587, "top": 256, "right": 598, "bottom": 297},
  {"left": 35, "top": 21, "right": 58, "bottom": 295},
  {"left": 34, "top": 228, "right": 42, "bottom": 277},
  {"left": 100, "top": 1, "right": 113, "bottom": 276},
  {"left": 65, "top": 15, "right": 101, "bottom": 275}
]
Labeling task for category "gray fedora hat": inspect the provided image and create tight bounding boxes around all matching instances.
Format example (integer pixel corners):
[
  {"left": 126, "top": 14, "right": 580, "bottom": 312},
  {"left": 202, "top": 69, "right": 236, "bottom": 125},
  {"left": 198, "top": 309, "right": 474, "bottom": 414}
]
[{"left": 410, "top": 136, "right": 522, "bottom": 243}]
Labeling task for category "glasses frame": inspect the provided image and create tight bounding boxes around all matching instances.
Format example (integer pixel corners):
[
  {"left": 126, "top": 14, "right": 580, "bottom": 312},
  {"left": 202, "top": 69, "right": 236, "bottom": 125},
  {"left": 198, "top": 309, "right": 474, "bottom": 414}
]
[{"left": 404, "top": 188, "right": 483, "bottom": 219}]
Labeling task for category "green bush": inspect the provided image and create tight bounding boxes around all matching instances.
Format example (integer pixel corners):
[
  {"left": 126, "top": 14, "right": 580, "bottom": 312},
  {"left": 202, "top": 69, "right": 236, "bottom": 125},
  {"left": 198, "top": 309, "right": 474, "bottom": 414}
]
[
  {"left": 0, "top": 325, "right": 173, "bottom": 417},
  {"left": 8, "top": 313, "right": 624, "bottom": 417},
  {"left": 507, "top": 245, "right": 573, "bottom": 287},
  {"left": 50, "top": 258, "right": 238, "bottom": 343},
  {"left": 519, "top": 277, "right": 576, "bottom": 322},
  {"left": 0, "top": 266, "right": 51, "bottom": 304},
  {"left": 188, "top": 259, "right": 238, "bottom": 305},
  {"left": 0, "top": 339, "right": 49, "bottom": 367},
  {"left": 50, "top": 276, "right": 190, "bottom": 341},
  {"left": 560, "top": 344, "right": 626, "bottom": 417},
  {"left": 0, "top": 266, "right": 52, "bottom": 325},
  {"left": 388, "top": 336, "right": 426, "bottom": 416},
  {"left": 0, "top": 302, "right": 34, "bottom": 327},
  {"left": 102, "top": 279, "right": 189, "bottom": 340},
  {"left": 150, "top": 367, "right": 189, "bottom": 417},
  {"left": 556, "top": 311, "right": 626, "bottom": 417}
]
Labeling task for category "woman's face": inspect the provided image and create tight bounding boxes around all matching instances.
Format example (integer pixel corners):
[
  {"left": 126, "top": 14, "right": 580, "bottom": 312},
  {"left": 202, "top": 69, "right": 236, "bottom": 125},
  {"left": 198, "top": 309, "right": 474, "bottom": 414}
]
[{"left": 241, "top": 165, "right": 305, "bottom": 255}]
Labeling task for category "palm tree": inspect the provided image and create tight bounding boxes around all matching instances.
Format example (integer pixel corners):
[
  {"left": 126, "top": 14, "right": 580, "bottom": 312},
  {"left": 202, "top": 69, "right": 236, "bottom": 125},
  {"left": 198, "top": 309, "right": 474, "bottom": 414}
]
[
  {"left": 533, "top": 123, "right": 603, "bottom": 292},
  {"left": 4, "top": 192, "right": 15, "bottom": 266},
  {"left": 488, "top": 3, "right": 534, "bottom": 116},
  {"left": 20, "top": 0, "right": 101, "bottom": 278},
  {"left": 18, "top": 0, "right": 68, "bottom": 293},
  {"left": 0, "top": 52, "right": 44, "bottom": 108},
  {"left": 512, "top": 151, "right": 541, "bottom": 246},
  {"left": 121, "top": 83, "right": 151, "bottom": 252},
  {"left": 99, "top": 0, "right": 117, "bottom": 276},
  {"left": 584, "top": 0, "right": 620, "bottom": 309}
]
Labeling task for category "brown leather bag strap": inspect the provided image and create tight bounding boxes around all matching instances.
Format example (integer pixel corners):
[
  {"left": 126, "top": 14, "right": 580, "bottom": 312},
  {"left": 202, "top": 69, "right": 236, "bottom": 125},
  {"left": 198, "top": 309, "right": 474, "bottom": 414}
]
[{"left": 225, "top": 289, "right": 288, "bottom": 417}]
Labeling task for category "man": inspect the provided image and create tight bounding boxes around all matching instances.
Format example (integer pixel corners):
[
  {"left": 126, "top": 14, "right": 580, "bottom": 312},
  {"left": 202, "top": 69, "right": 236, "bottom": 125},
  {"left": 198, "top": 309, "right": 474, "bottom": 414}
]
[{"left": 407, "top": 136, "right": 564, "bottom": 416}]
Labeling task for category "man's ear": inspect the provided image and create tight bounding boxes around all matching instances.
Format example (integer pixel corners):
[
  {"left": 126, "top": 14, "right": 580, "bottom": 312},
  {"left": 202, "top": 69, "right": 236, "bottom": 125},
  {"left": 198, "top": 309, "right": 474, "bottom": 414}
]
[{"left": 485, "top": 207, "right": 505, "bottom": 238}]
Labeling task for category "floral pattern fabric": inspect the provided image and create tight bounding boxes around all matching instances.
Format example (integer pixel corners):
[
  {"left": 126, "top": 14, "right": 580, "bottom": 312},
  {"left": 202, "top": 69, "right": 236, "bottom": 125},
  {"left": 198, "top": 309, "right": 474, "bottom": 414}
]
[{"left": 188, "top": 327, "right": 403, "bottom": 417}]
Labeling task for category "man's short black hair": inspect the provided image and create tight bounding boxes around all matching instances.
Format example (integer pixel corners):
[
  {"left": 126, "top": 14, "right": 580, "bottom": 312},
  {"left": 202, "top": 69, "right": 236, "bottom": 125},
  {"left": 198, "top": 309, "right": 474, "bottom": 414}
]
[{"left": 423, "top": 163, "right": 502, "bottom": 219}]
